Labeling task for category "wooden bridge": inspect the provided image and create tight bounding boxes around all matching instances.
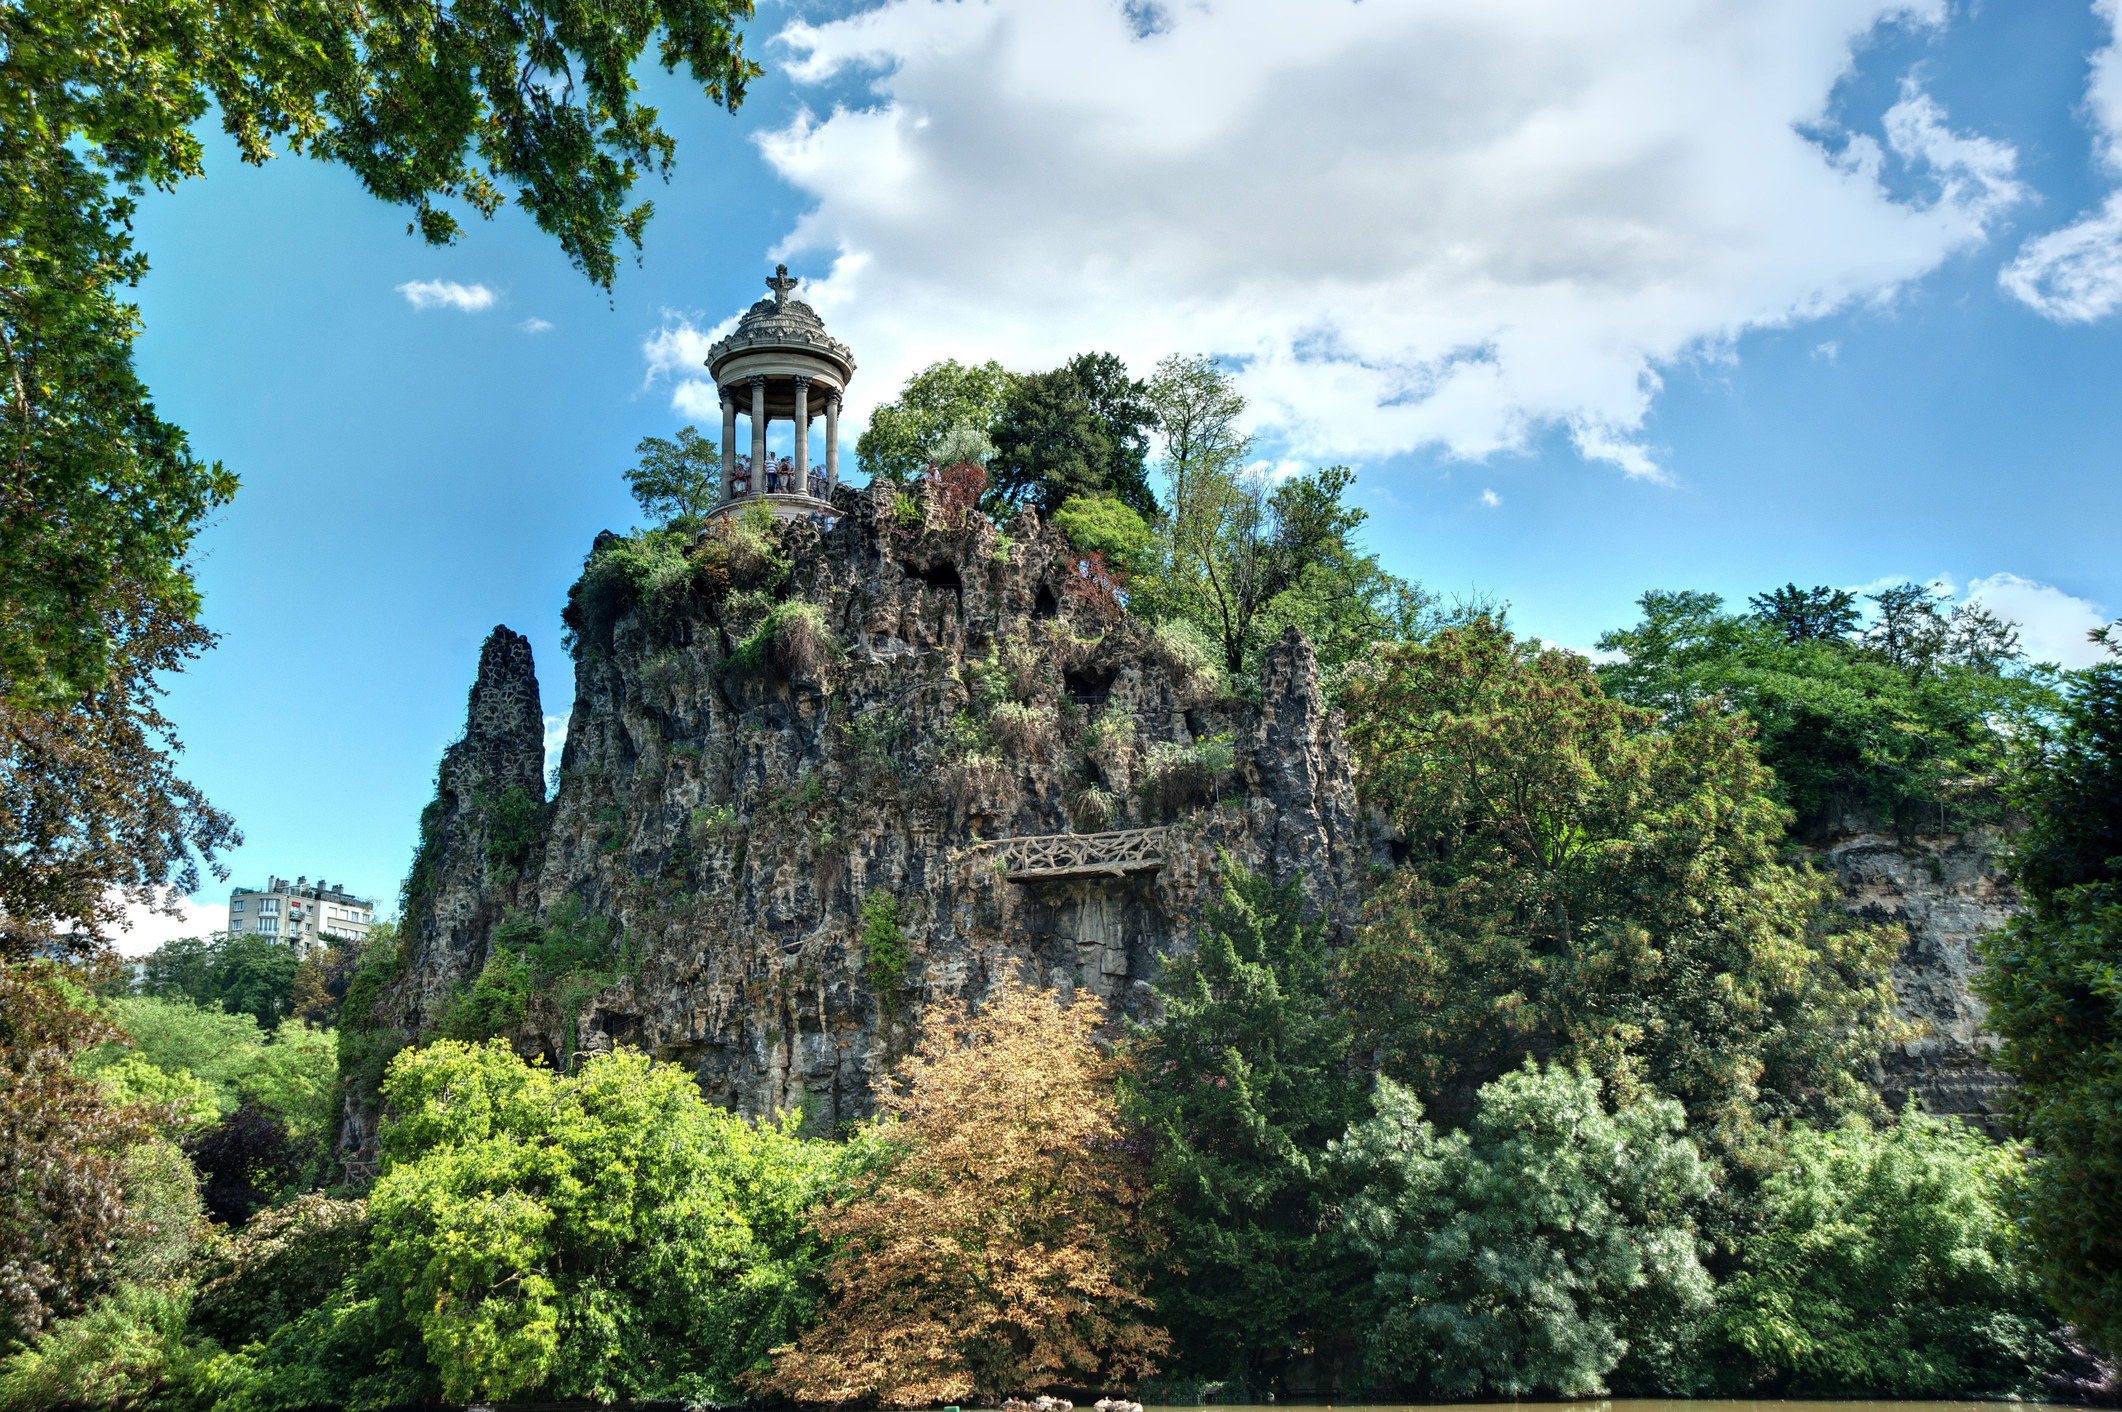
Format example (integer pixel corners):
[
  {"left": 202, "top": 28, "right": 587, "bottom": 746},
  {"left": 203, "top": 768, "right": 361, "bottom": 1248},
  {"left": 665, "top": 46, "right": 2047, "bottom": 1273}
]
[{"left": 966, "top": 827, "right": 1174, "bottom": 882}]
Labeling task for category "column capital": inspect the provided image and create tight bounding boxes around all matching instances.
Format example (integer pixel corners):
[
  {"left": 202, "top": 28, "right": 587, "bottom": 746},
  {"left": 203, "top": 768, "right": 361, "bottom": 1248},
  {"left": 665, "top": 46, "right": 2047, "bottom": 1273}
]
[
  {"left": 747, "top": 373, "right": 769, "bottom": 388},
  {"left": 791, "top": 373, "right": 814, "bottom": 389}
]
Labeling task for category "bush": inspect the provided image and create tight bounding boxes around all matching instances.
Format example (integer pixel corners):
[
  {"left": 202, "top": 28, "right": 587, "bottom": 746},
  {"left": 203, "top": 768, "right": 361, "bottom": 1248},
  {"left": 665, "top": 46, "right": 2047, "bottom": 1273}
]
[
  {"left": 182, "top": 1104, "right": 314, "bottom": 1226},
  {"left": 1147, "top": 618, "right": 1225, "bottom": 697},
  {"left": 0, "top": 1283, "right": 221, "bottom": 1412},
  {"left": 110, "top": 1140, "right": 207, "bottom": 1286},
  {"left": 731, "top": 600, "right": 838, "bottom": 679},
  {"left": 1136, "top": 733, "right": 1234, "bottom": 816},
  {"left": 1337, "top": 1063, "right": 1714, "bottom": 1399},
  {"left": 859, "top": 891, "right": 910, "bottom": 997},
  {"left": 988, "top": 700, "right": 1056, "bottom": 759},
  {"left": 191, "top": 1195, "right": 373, "bottom": 1350},
  {"left": 561, "top": 527, "right": 696, "bottom": 659},
  {"left": 1714, "top": 1110, "right": 2058, "bottom": 1395}
]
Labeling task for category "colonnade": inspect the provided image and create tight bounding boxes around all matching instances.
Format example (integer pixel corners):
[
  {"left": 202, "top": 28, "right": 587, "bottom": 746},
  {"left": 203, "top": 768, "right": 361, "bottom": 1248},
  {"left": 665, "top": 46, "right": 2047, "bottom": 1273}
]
[{"left": 717, "top": 377, "right": 841, "bottom": 504}]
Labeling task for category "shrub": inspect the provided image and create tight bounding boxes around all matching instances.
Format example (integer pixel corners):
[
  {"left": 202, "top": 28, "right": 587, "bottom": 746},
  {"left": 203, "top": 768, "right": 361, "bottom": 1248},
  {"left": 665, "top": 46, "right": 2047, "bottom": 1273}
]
[
  {"left": 562, "top": 528, "right": 695, "bottom": 659},
  {"left": 191, "top": 1194, "right": 373, "bottom": 1350},
  {"left": 182, "top": 1103, "right": 314, "bottom": 1226},
  {"left": 732, "top": 600, "right": 838, "bottom": 679},
  {"left": 1137, "top": 733, "right": 1235, "bottom": 816},
  {"left": 859, "top": 891, "right": 910, "bottom": 997},
  {"left": 1713, "top": 1110, "right": 2060, "bottom": 1396},
  {"left": 110, "top": 1140, "right": 208, "bottom": 1287},
  {"left": 1148, "top": 619, "right": 1225, "bottom": 697},
  {"left": 0, "top": 1284, "right": 221, "bottom": 1412},
  {"left": 1336, "top": 1063, "right": 1714, "bottom": 1399},
  {"left": 989, "top": 701, "right": 1056, "bottom": 759}
]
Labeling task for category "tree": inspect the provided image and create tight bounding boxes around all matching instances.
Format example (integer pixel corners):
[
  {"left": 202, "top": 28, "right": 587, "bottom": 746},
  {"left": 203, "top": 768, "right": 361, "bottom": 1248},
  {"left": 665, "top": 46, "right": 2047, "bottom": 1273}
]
[
  {"left": 1596, "top": 586, "right": 2056, "bottom": 834},
  {"left": 184, "top": 1102, "right": 313, "bottom": 1225},
  {"left": 228, "top": 1039, "right": 849, "bottom": 1407},
  {"left": 856, "top": 359, "right": 1018, "bottom": 484},
  {"left": 764, "top": 977, "right": 1168, "bottom": 1406},
  {"left": 1338, "top": 618, "right": 1904, "bottom": 1149},
  {"left": 0, "top": 593, "right": 238, "bottom": 960},
  {"left": 987, "top": 354, "right": 1156, "bottom": 519},
  {"left": 625, "top": 425, "right": 721, "bottom": 523},
  {"left": 1336, "top": 1063, "right": 1713, "bottom": 1398},
  {"left": 1121, "top": 858, "right": 1367, "bottom": 1393},
  {"left": 0, "top": 961, "right": 164, "bottom": 1341},
  {"left": 1714, "top": 1111, "right": 2057, "bottom": 1396},
  {"left": 1976, "top": 651, "right": 2122, "bottom": 1355}
]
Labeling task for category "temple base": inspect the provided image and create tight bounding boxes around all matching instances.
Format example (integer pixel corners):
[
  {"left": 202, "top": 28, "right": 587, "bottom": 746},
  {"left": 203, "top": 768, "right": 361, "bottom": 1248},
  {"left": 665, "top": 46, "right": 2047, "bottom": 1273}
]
[{"left": 709, "top": 492, "right": 838, "bottom": 526}]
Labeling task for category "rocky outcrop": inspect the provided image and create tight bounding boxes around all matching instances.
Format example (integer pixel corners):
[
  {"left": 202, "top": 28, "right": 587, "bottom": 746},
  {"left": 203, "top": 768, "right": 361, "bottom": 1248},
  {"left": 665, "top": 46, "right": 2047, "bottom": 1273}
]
[
  {"left": 1819, "top": 828, "right": 2017, "bottom": 1134},
  {"left": 365, "top": 479, "right": 1370, "bottom": 1137}
]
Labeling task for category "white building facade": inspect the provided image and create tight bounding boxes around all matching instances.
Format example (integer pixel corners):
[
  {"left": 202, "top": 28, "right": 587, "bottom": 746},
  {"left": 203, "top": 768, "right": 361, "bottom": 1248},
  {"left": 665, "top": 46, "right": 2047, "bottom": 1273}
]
[{"left": 227, "top": 876, "right": 374, "bottom": 952}]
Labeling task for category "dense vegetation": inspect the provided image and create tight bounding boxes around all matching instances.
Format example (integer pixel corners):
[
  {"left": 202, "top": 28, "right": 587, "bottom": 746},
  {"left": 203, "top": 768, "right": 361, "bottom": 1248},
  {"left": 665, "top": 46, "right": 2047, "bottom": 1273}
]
[{"left": 6, "top": 349, "right": 2116, "bottom": 1407}]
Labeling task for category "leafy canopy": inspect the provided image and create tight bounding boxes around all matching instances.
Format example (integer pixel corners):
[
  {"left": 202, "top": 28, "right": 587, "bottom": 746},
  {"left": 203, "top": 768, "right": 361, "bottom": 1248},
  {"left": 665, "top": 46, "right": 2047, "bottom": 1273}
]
[
  {"left": 987, "top": 353, "right": 1158, "bottom": 519},
  {"left": 1976, "top": 650, "right": 2122, "bottom": 1353},
  {"left": 856, "top": 359, "right": 1018, "bottom": 485},
  {"left": 765, "top": 977, "right": 1168, "bottom": 1406},
  {"left": 1597, "top": 583, "right": 2058, "bottom": 833},
  {"left": 1336, "top": 1063, "right": 1714, "bottom": 1399},
  {"left": 626, "top": 425, "right": 723, "bottom": 523},
  {"left": 1338, "top": 617, "right": 1904, "bottom": 1149},
  {"left": 1121, "top": 857, "right": 1367, "bottom": 1394}
]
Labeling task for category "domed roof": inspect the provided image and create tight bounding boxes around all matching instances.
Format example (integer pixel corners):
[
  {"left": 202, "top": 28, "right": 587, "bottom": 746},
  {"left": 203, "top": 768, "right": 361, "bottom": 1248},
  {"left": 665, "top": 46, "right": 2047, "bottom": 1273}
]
[{"left": 705, "top": 265, "right": 856, "bottom": 383}]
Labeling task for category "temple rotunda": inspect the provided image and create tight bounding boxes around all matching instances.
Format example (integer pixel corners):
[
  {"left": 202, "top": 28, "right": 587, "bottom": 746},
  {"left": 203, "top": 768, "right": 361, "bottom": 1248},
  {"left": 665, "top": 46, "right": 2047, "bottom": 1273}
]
[{"left": 704, "top": 264, "right": 855, "bottom": 523}]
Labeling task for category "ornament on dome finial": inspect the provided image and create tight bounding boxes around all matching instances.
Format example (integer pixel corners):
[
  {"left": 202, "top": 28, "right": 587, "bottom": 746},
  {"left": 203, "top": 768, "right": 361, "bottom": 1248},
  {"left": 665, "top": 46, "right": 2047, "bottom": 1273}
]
[{"left": 766, "top": 263, "right": 799, "bottom": 307}]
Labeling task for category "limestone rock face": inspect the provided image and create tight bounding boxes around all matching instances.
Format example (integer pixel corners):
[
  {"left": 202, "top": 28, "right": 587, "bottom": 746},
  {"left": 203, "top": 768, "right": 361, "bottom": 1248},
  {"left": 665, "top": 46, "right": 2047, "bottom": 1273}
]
[
  {"left": 368, "top": 481, "right": 1370, "bottom": 1136},
  {"left": 1818, "top": 828, "right": 2017, "bottom": 1133}
]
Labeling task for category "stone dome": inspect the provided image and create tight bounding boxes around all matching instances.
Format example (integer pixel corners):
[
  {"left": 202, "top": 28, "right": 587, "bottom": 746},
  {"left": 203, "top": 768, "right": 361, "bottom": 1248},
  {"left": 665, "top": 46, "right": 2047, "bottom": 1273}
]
[{"left": 705, "top": 268, "right": 856, "bottom": 385}]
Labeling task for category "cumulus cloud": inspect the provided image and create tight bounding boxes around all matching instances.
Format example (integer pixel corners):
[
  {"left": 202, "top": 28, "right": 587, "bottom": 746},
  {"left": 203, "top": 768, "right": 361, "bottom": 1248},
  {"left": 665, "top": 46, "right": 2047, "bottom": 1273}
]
[
  {"left": 397, "top": 279, "right": 497, "bottom": 313},
  {"left": 520, "top": 317, "right": 555, "bottom": 334},
  {"left": 1963, "top": 572, "right": 2111, "bottom": 668},
  {"left": 2003, "top": 0, "right": 2122, "bottom": 321},
  {"left": 643, "top": 314, "right": 736, "bottom": 419},
  {"left": 544, "top": 712, "right": 572, "bottom": 771},
  {"left": 1481, "top": 489, "right": 1502, "bottom": 507},
  {"left": 108, "top": 893, "right": 231, "bottom": 957},
  {"left": 754, "top": 0, "right": 2020, "bottom": 477}
]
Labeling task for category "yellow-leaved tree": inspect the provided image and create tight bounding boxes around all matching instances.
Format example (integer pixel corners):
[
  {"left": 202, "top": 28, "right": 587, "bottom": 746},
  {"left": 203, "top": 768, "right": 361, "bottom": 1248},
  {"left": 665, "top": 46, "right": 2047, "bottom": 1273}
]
[{"left": 763, "top": 976, "right": 1167, "bottom": 1406}]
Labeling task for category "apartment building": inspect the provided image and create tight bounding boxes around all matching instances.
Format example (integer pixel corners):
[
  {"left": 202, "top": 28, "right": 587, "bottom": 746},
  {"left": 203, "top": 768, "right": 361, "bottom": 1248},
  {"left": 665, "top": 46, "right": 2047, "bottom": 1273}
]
[{"left": 227, "top": 876, "right": 374, "bottom": 951}]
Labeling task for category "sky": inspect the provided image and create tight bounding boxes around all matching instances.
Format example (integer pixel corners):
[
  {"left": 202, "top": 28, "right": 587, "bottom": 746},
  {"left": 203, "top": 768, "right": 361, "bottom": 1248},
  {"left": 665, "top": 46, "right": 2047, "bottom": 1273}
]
[{"left": 119, "top": 0, "right": 2122, "bottom": 947}]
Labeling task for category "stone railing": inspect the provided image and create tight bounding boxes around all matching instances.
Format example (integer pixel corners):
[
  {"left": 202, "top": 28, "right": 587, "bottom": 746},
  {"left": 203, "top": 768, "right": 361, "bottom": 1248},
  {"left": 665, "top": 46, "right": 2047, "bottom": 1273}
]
[{"left": 965, "top": 827, "right": 1173, "bottom": 881}]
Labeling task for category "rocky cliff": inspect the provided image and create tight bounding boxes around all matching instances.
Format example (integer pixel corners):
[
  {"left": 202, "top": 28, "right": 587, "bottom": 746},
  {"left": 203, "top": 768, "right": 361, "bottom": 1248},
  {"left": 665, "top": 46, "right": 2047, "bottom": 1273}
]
[
  {"left": 346, "top": 477, "right": 2018, "bottom": 1167},
  {"left": 349, "top": 477, "right": 1372, "bottom": 1160},
  {"left": 1818, "top": 827, "right": 2016, "bottom": 1134}
]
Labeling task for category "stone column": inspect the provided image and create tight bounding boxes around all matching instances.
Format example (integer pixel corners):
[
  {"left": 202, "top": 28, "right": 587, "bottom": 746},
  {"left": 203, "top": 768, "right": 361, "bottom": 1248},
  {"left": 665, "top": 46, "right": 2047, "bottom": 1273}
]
[
  {"left": 825, "top": 392, "right": 841, "bottom": 498},
  {"left": 719, "top": 387, "right": 737, "bottom": 500},
  {"left": 792, "top": 375, "right": 812, "bottom": 495},
  {"left": 748, "top": 375, "right": 768, "bottom": 488}
]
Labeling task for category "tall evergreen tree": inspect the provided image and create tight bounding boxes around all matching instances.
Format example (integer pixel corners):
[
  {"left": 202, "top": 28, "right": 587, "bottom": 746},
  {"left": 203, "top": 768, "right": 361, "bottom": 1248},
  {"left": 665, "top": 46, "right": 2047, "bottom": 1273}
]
[
  {"left": 1123, "top": 858, "right": 1366, "bottom": 1394},
  {"left": 1977, "top": 643, "right": 2122, "bottom": 1355}
]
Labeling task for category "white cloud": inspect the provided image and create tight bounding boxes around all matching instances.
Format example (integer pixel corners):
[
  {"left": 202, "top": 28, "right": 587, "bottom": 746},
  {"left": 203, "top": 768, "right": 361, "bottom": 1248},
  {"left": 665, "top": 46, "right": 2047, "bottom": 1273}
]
[
  {"left": 2003, "top": 0, "right": 2122, "bottom": 321},
  {"left": 108, "top": 893, "right": 230, "bottom": 957},
  {"left": 544, "top": 712, "right": 571, "bottom": 771},
  {"left": 1813, "top": 339, "right": 1841, "bottom": 361},
  {"left": 520, "top": 317, "right": 555, "bottom": 334},
  {"left": 1963, "top": 572, "right": 2111, "bottom": 668},
  {"left": 1481, "top": 488, "right": 1502, "bottom": 507},
  {"left": 397, "top": 279, "right": 497, "bottom": 313},
  {"left": 753, "top": 0, "right": 2021, "bottom": 477},
  {"left": 643, "top": 314, "right": 737, "bottom": 419}
]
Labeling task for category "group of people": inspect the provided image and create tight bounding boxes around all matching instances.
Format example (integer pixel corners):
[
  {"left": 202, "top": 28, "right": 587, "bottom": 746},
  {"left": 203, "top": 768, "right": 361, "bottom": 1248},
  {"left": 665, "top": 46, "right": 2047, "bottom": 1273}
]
[{"left": 729, "top": 454, "right": 828, "bottom": 501}]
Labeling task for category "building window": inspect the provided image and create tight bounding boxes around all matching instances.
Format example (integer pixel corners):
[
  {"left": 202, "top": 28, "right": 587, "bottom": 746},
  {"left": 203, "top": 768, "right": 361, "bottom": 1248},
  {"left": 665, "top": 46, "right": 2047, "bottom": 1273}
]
[
  {"left": 257, "top": 917, "right": 279, "bottom": 935},
  {"left": 230, "top": 899, "right": 245, "bottom": 913},
  {"left": 258, "top": 898, "right": 280, "bottom": 915}
]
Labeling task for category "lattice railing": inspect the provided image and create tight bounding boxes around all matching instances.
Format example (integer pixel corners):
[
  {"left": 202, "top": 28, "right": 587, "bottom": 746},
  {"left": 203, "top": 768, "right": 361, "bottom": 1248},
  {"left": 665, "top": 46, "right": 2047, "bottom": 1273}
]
[{"left": 965, "top": 827, "right": 1173, "bottom": 881}]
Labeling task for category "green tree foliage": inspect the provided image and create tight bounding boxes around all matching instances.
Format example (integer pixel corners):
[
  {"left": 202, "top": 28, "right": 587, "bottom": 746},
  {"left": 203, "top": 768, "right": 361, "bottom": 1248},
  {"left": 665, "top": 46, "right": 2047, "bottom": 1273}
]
[
  {"left": 1122, "top": 858, "right": 1366, "bottom": 1394},
  {"left": 84, "top": 995, "right": 336, "bottom": 1135},
  {"left": 0, "top": 961, "right": 163, "bottom": 1341},
  {"left": 856, "top": 359, "right": 1018, "bottom": 484},
  {"left": 139, "top": 932, "right": 299, "bottom": 1029},
  {"left": 1051, "top": 495, "right": 1154, "bottom": 575},
  {"left": 1977, "top": 651, "right": 2122, "bottom": 1354},
  {"left": 0, "top": 1283, "right": 222, "bottom": 1412},
  {"left": 625, "top": 425, "right": 722, "bottom": 524},
  {"left": 0, "top": 593, "right": 239, "bottom": 959},
  {"left": 1597, "top": 583, "right": 2057, "bottom": 833},
  {"left": 1714, "top": 1110, "right": 2057, "bottom": 1395},
  {"left": 1336, "top": 1064, "right": 1714, "bottom": 1398},
  {"left": 1338, "top": 618, "right": 1904, "bottom": 1148},
  {"left": 988, "top": 353, "right": 1157, "bottom": 519},
  {"left": 227, "top": 1040, "right": 848, "bottom": 1407}
]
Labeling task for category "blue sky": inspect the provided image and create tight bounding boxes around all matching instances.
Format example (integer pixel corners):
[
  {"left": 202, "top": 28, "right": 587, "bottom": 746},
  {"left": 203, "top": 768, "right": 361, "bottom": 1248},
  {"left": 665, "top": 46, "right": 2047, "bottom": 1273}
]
[{"left": 124, "top": 0, "right": 2122, "bottom": 942}]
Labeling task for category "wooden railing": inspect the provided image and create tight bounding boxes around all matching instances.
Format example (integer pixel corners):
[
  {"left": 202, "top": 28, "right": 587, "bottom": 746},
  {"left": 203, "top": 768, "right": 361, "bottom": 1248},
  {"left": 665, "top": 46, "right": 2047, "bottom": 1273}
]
[{"left": 965, "top": 827, "right": 1173, "bottom": 881}]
